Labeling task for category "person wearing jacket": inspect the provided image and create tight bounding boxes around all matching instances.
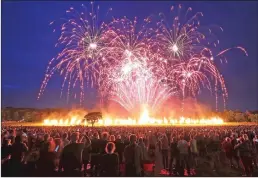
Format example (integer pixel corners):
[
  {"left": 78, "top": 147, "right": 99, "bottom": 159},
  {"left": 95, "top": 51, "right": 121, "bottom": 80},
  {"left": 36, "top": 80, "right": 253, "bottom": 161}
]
[
  {"left": 234, "top": 134, "right": 253, "bottom": 176},
  {"left": 177, "top": 135, "right": 190, "bottom": 176},
  {"left": 160, "top": 134, "right": 169, "bottom": 170},
  {"left": 124, "top": 134, "right": 143, "bottom": 176},
  {"left": 100, "top": 142, "right": 119, "bottom": 176},
  {"left": 222, "top": 137, "right": 234, "bottom": 167},
  {"left": 169, "top": 137, "right": 179, "bottom": 175},
  {"left": 189, "top": 134, "right": 198, "bottom": 168}
]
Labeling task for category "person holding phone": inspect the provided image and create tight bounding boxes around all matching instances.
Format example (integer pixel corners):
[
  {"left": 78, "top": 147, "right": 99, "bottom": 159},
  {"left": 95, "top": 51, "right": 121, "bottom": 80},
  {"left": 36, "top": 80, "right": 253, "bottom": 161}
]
[{"left": 55, "top": 145, "right": 60, "bottom": 152}]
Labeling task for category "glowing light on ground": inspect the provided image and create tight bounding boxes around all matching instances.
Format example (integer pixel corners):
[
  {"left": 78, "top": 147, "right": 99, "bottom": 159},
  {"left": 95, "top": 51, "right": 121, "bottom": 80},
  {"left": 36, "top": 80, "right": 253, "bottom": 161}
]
[{"left": 42, "top": 108, "right": 224, "bottom": 126}]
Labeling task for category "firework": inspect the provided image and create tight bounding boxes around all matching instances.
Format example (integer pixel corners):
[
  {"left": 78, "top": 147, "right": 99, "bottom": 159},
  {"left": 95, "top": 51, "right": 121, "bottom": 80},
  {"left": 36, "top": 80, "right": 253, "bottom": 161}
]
[
  {"left": 153, "top": 5, "right": 247, "bottom": 111},
  {"left": 38, "top": 2, "right": 113, "bottom": 104},
  {"left": 102, "top": 56, "right": 177, "bottom": 114},
  {"left": 98, "top": 17, "right": 170, "bottom": 113},
  {"left": 98, "top": 17, "right": 178, "bottom": 114},
  {"left": 39, "top": 3, "right": 247, "bottom": 115},
  {"left": 155, "top": 5, "right": 206, "bottom": 61}
]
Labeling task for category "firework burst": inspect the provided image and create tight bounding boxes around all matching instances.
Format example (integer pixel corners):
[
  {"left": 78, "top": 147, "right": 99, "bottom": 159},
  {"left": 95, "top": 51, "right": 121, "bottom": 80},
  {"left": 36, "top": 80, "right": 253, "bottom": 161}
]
[
  {"left": 39, "top": 3, "right": 247, "bottom": 114},
  {"left": 102, "top": 56, "right": 177, "bottom": 114},
  {"left": 38, "top": 2, "right": 113, "bottom": 104},
  {"left": 153, "top": 5, "right": 247, "bottom": 111},
  {"left": 155, "top": 5, "right": 207, "bottom": 61}
]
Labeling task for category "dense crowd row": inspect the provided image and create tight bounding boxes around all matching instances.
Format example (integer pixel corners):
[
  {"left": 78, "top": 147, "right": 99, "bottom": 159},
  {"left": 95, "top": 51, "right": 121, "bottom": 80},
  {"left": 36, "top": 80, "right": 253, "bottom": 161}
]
[{"left": 1, "top": 125, "right": 258, "bottom": 177}]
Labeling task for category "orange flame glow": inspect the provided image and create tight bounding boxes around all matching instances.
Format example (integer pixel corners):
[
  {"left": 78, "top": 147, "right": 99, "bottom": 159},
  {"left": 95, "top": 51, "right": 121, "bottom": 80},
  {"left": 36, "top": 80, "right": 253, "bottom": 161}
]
[{"left": 42, "top": 108, "right": 224, "bottom": 126}]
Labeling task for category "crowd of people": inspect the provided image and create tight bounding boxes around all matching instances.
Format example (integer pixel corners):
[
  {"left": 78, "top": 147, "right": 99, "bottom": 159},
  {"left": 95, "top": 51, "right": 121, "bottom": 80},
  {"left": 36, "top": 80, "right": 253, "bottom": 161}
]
[{"left": 1, "top": 125, "right": 258, "bottom": 177}]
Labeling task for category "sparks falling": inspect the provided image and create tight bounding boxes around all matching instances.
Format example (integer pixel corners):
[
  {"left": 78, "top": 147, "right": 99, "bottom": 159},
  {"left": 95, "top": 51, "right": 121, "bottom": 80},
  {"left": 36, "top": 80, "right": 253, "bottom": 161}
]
[{"left": 38, "top": 3, "right": 247, "bottom": 115}]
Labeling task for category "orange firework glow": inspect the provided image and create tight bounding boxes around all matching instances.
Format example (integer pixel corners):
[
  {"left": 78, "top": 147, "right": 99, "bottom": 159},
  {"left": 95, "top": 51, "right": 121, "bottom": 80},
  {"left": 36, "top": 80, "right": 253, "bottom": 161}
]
[{"left": 43, "top": 108, "right": 224, "bottom": 126}]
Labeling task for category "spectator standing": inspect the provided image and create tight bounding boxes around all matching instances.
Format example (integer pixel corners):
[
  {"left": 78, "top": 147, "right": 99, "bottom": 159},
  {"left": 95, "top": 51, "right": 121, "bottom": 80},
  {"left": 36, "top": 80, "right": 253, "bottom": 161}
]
[
  {"left": 160, "top": 134, "right": 169, "bottom": 170},
  {"left": 198, "top": 134, "right": 207, "bottom": 157},
  {"left": 1, "top": 138, "right": 12, "bottom": 177},
  {"left": 82, "top": 135, "right": 91, "bottom": 176},
  {"left": 253, "top": 135, "right": 258, "bottom": 168},
  {"left": 124, "top": 134, "right": 143, "bottom": 176},
  {"left": 222, "top": 137, "right": 234, "bottom": 167},
  {"left": 231, "top": 134, "right": 240, "bottom": 168},
  {"left": 169, "top": 137, "right": 179, "bottom": 175},
  {"left": 234, "top": 134, "right": 253, "bottom": 176},
  {"left": 90, "top": 132, "right": 101, "bottom": 176},
  {"left": 100, "top": 142, "right": 119, "bottom": 176},
  {"left": 99, "top": 132, "right": 109, "bottom": 154},
  {"left": 24, "top": 134, "right": 40, "bottom": 176},
  {"left": 9, "top": 129, "right": 16, "bottom": 144},
  {"left": 37, "top": 137, "right": 57, "bottom": 176},
  {"left": 138, "top": 137, "right": 149, "bottom": 161},
  {"left": 59, "top": 132, "right": 87, "bottom": 176},
  {"left": 9, "top": 135, "right": 28, "bottom": 176},
  {"left": 190, "top": 134, "right": 198, "bottom": 168},
  {"left": 177, "top": 135, "right": 190, "bottom": 176},
  {"left": 1, "top": 138, "right": 12, "bottom": 161},
  {"left": 115, "top": 135, "right": 125, "bottom": 163}
]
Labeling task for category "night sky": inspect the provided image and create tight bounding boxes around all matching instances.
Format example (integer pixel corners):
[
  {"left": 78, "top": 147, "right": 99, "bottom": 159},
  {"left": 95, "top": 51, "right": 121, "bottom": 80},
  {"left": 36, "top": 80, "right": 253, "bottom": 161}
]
[{"left": 2, "top": 1, "right": 258, "bottom": 111}]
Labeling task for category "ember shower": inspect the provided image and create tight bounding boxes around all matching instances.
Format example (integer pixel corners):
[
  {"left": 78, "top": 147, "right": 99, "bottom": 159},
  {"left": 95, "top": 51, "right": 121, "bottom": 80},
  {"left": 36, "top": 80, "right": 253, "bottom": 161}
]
[{"left": 38, "top": 2, "right": 247, "bottom": 116}]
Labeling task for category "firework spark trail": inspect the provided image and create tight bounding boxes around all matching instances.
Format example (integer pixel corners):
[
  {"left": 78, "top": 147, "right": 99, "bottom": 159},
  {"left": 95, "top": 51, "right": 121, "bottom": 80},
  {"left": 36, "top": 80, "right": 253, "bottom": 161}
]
[
  {"left": 38, "top": 2, "right": 113, "bottom": 104},
  {"left": 104, "top": 57, "right": 177, "bottom": 113},
  {"left": 39, "top": 3, "right": 248, "bottom": 114},
  {"left": 155, "top": 5, "right": 206, "bottom": 61},
  {"left": 154, "top": 5, "right": 247, "bottom": 111},
  {"left": 98, "top": 17, "right": 176, "bottom": 113}
]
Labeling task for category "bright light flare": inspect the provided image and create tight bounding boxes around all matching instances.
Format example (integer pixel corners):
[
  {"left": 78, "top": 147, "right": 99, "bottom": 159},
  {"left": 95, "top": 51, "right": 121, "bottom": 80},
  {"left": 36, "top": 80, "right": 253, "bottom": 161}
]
[
  {"left": 138, "top": 107, "right": 150, "bottom": 125},
  {"left": 124, "top": 49, "right": 132, "bottom": 57},
  {"left": 89, "top": 43, "right": 97, "bottom": 49},
  {"left": 171, "top": 44, "right": 179, "bottom": 52}
]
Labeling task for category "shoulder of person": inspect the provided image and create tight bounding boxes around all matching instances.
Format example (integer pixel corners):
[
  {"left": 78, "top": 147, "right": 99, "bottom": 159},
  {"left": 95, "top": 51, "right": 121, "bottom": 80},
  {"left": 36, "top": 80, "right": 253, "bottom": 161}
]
[
  {"left": 78, "top": 142, "right": 85, "bottom": 148},
  {"left": 63, "top": 143, "right": 72, "bottom": 150},
  {"left": 102, "top": 153, "right": 108, "bottom": 157}
]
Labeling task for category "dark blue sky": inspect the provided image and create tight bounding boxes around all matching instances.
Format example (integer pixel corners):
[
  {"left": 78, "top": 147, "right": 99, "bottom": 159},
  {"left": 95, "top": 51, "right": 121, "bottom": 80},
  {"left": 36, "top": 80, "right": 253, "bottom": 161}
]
[{"left": 2, "top": 1, "right": 258, "bottom": 111}]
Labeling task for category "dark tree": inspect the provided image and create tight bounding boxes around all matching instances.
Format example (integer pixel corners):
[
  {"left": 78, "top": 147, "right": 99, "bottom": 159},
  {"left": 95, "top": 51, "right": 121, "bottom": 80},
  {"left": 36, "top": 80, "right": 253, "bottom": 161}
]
[{"left": 84, "top": 112, "right": 102, "bottom": 127}]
